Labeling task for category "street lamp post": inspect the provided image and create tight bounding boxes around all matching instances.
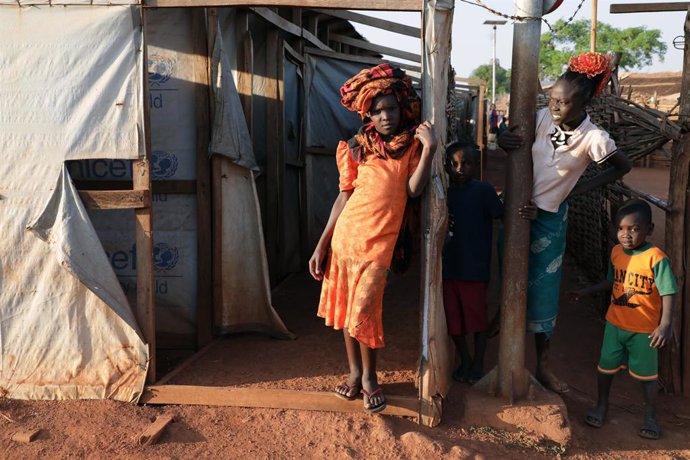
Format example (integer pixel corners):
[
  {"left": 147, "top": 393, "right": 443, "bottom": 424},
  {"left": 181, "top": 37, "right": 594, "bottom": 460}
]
[{"left": 483, "top": 19, "right": 507, "bottom": 105}]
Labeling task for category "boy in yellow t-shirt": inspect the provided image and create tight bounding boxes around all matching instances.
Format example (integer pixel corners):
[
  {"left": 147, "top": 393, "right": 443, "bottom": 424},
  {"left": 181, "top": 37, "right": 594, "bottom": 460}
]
[{"left": 572, "top": 199, "right": 678, "bottom": 440}]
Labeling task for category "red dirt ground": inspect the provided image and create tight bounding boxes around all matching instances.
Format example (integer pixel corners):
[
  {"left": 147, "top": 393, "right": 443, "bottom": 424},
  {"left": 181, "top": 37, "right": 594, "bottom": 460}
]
[{"left": 2, "top": 168, "right": 688, "bottom": 459}]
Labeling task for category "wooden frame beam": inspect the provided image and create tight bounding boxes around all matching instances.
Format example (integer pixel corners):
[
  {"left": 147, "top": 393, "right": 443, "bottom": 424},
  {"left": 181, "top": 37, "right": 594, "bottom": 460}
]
[
  {"left": 250, "top": 7, "right": 331, "bottom": 51},
  {"left": 329, "top": 33, "right": 421, "bottom": 62},
  {"left": 310, "top": 8, "right": 421, "bottom": 37},
  {"left": 304, "top": 47, "right": 421, "bottom": 73},
  {"left": 611, "top": 2, "right": 690, "bottom": 13},
  {"left": 141, "top": 385, "right": 419, "bottom": 417},
  {"left": 74, "top": 180, "right": 197, "bottom": 194},
  {"left": 193, "top": 9, "right": 214, "bottom": 349},
  {"left": 144, "top": 0, "right": 423, "bottom": 11},
  {"left": 265, "top": 29, "right": 285, "bottom": 282},
  {"left": 79, "top": 190, "right": 149, "bottom": 210}
]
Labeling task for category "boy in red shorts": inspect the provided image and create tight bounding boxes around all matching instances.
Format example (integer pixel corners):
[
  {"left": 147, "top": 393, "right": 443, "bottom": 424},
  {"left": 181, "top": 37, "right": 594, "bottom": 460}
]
[
  {"left": 572, "top": 199, "right": 678, "bottom": 439},
  {"left": 442, "top": 142, "right": 503, "bottom": 383}
]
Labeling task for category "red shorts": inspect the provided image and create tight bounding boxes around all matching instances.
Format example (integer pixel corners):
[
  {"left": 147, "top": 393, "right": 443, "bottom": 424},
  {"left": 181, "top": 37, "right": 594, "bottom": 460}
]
[{"left": 443, "top": 280, "right": 489, "bottom": 336}]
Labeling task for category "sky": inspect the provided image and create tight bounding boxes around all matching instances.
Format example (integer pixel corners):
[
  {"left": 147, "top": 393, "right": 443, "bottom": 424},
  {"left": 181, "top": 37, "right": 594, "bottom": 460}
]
[{"left": 352, "top": 0, "right": 687, "bottom": 78}]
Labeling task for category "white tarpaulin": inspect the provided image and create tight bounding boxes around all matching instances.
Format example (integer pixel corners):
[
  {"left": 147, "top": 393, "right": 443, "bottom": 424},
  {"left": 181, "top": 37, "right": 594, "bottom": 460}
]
[
  {"left": 210, "top": 22, "right": 259, "bottom": 171},
  {"left": 214, "top": 159, "right": 295, "bottom": 339},
  {"left": 0, "top": 6, "right": 148, "bottom": 401},
  {"left": 213, "top": 17, "right": 293, "bottom": 338}
]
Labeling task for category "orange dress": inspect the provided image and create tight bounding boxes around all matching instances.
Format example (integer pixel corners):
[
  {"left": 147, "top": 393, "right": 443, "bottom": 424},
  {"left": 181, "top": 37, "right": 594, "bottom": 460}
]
[{"left": 317, "top": 140, "right": 421, "bottom": 348}]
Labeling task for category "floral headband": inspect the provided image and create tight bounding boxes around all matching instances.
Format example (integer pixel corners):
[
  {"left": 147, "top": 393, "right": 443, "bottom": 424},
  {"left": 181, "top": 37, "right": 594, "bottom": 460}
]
[{"left": 567, "top": 52, "right": 613, "bottom": 97}]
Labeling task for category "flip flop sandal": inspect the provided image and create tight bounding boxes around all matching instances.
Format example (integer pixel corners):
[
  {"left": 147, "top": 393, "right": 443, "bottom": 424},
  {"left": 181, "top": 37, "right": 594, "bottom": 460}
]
[
  {"left": 334, "top": 382, "right": 361, "bottom": 401},
  {"left": 361, "top": 387, "right": 387, "bottom": 414},
  {"left": 584, "top": 408, "right": 607, "bottom": 428},
  {"left": 639, "top": 416, "right": 660, "bottom": 440}
]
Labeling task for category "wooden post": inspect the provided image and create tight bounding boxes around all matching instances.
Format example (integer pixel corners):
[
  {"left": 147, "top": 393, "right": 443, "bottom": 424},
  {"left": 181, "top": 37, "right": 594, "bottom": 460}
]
[
  {"left": 491, "top": 0, "right": 542, "bottom": 401},
  {"left": 265, "top": 30, "right": 285, "bottom": 283},
  {"left": 419, "top": 0, "right": 453, "bottom": 427},
  {"left": 193, "top": 9, "right": 214, "bottom": 349},
  {"left": 476, "top": 84, "right": 486, "bottom": 179},
  {"left": 236, "top": 11, "right": 254, "bottom": 134},
  {"left": 137, "top": 8, "right": 157, "bottom": 384},
  {"left": 684, "top": 191, "right": 690, "bottom": 395},
  {"left": 591, "top": 0, "right": 598, "bottom": 52},
  {"left": 662, "top": 8, "right": 690, "bottom": 394}
]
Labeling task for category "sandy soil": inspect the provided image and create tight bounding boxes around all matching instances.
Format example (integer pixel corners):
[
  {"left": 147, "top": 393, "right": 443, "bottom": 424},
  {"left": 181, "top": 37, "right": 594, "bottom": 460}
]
[
  {"left": 0, "top": 151, "right": 684, "bottom": 459},
  {"left": 3, "top": 239, "right": 690, "bottom": 458}
]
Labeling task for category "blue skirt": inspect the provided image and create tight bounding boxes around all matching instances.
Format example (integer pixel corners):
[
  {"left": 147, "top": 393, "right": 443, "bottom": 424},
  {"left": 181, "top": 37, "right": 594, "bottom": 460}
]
[{"left": 526, "top": 202, "right": 568, "bottom": 336}]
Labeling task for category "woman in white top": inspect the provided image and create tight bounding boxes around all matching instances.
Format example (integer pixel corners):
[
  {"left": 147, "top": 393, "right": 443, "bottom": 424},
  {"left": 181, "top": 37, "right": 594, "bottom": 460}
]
[{"left": 499, "top": 52, "right": 631, "bottom": 393}]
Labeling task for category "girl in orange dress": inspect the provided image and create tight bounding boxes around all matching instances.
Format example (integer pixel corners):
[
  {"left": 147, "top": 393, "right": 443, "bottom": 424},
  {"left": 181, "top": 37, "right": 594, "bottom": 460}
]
[{"left": 308, "top": 64, "right": 437, "bottom": 413}]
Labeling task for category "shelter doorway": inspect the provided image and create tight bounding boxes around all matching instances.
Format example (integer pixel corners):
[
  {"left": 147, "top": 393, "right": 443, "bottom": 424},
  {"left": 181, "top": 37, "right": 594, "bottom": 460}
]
[{"left": 151, "top": 29, "right": 425, "bottom": 415}]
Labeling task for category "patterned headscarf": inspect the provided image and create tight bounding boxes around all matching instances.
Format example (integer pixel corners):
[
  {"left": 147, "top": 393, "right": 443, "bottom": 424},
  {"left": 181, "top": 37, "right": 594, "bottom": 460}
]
[{"left": 340, "top": 63, "right": 421, "bottom": 162}]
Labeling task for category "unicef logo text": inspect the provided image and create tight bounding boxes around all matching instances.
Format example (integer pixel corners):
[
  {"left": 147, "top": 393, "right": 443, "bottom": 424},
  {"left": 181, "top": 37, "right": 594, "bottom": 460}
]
[
  {"left": 148, "top": 54, "right": 176, "bottom": 87},
  {"left": 152, "top": 150, "right": 178, "bottom": 179},
  {"left": 153, "top": 243, "right": 180, "bottom": 272}
]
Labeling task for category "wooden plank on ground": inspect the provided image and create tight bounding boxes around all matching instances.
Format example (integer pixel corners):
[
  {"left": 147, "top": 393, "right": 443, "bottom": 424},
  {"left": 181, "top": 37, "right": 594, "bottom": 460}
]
[
  {"left": 310, "top": 8, "right": 420, "bottom": 37},
  {"left": 329, "top": 33, "right": 421, "bottom": 62},
  {"left": 141, "top": 385, "right": 419, "bottom": 417},
  {"left": 145, "top": 0, "right": 423, "bottom": 11},
  {"left": 138, "top": 415, "right": 174, "bottom": 446},
  {"left": 611, "top": 2, "right": 690, "bottom": 13},
  {"left": 193, "top": 9, "right": 214, "bottom": 349},
  {"left": 10, "top": 429, "right": 41, "bottom": 444},
  {"left": 79, "top": 190, "right": 149, "bottom": 210}
]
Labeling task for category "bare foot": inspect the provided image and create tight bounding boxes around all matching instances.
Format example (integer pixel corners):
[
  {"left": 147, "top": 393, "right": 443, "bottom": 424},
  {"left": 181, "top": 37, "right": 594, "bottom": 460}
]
[{"left": 536, "top": 369, "right": 569, "bottom": 393}]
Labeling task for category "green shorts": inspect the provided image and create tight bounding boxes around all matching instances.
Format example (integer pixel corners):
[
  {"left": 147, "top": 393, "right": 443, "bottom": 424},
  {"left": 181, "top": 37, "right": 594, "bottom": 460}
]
[{"left": 598, "top": 322, "right": 658, "bottom": 381}]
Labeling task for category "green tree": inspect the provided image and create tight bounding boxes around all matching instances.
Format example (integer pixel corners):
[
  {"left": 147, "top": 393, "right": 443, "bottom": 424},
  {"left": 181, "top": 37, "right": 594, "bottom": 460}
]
[
  {"left": 470, "top": 63, "right": 511, "bottom": 99},
  {"left": 540, "top": 19, "right": 666, "bottom": 79}
]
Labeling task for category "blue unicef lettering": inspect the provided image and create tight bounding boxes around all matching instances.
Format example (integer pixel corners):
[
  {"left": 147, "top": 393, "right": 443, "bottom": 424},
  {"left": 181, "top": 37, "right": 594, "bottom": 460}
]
[
  {"left": 152, "top": 150, "right": 178, "bottom": 179},
  {"left": 148, "top": 54, "right": 175, "bottom": 87},
  {"left": 153, "top": 243, "right": 180, "bottom": 272}
]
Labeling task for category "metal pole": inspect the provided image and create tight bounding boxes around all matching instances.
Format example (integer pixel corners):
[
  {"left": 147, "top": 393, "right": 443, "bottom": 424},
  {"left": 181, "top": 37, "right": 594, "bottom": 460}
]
[
  {"left": 492, "top": 24, "right": 497, "bottom": 104},
  {"left": 496, "top": 0, "right": 542, "bottom": 401},
  {"left": 591, "top": 0, "right": 598, "bottom": 52}
]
